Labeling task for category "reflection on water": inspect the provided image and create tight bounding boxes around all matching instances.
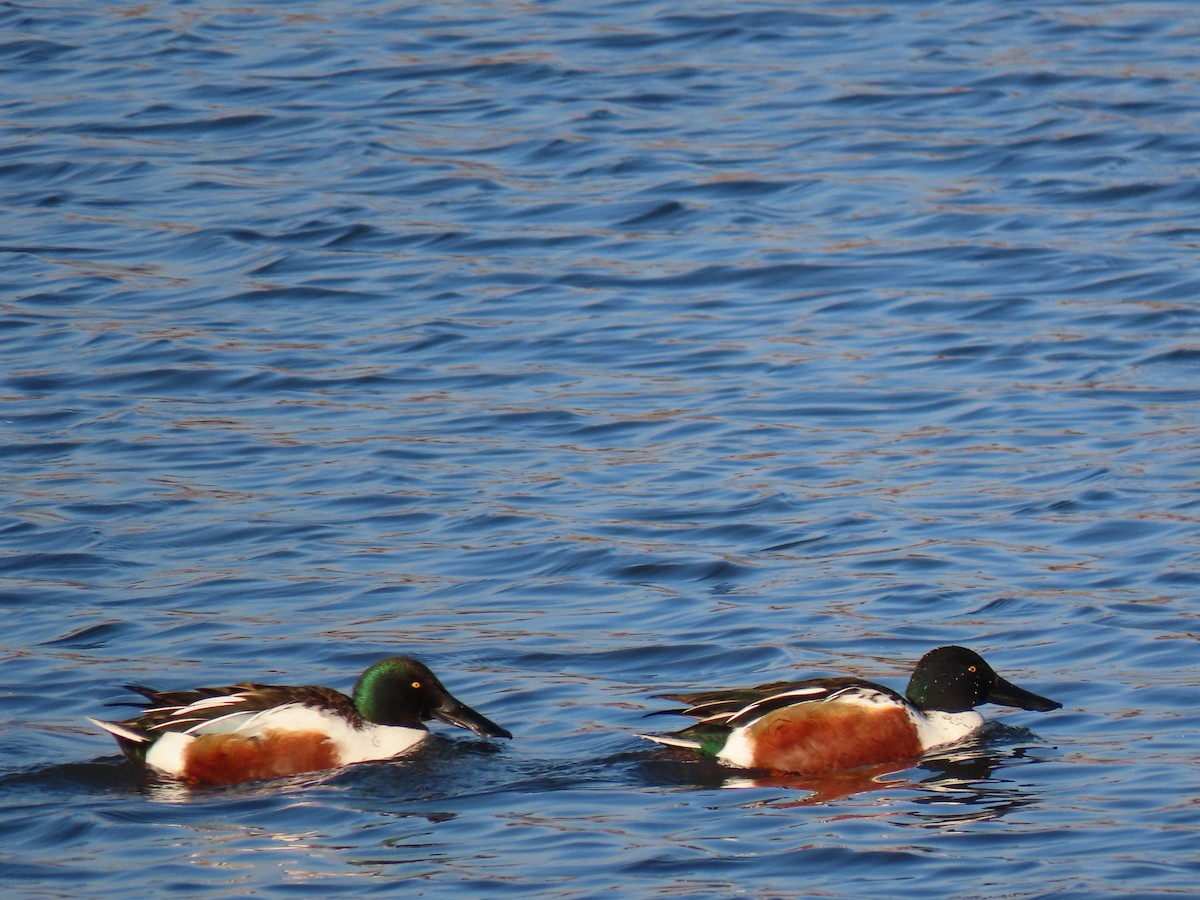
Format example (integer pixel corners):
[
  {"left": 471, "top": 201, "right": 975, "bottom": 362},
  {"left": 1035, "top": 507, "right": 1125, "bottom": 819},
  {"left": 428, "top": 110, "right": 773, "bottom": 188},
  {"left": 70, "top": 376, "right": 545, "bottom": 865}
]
[{"left": 637, "top": 724, "right": 1057, "bottom": 820}]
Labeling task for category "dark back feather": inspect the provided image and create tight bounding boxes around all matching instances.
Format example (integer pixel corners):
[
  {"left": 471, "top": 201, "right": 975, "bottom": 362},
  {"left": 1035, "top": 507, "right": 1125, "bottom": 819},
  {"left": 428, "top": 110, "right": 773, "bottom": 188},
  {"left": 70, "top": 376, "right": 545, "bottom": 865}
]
[
  {"left": 116, "top": 682, "right": 360, "bottom": 736},
  {"left": 654, "top": 677, "right": 907, "bottom": 728}
]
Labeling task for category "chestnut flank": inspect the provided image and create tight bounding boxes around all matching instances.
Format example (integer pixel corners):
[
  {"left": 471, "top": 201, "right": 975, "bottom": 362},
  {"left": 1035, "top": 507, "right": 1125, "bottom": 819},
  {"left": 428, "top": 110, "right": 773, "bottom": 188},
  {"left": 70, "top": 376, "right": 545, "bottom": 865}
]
[
  {"left": 745, "top": 702, "right": 922, "bottom": 774},
  {"left": 183, "top": 730, "right": 340, "bottom": 786}
]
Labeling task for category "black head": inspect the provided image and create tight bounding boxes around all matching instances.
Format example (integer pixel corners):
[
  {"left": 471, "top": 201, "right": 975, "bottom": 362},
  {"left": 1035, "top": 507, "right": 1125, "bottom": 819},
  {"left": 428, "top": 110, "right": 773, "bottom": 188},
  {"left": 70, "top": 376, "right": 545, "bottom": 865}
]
[
  {"left": 351, "top": 656, "right": 512, "bottom": 739},
  {"left": 905, "top": 645, "right": 1061, "bottom": 714}
]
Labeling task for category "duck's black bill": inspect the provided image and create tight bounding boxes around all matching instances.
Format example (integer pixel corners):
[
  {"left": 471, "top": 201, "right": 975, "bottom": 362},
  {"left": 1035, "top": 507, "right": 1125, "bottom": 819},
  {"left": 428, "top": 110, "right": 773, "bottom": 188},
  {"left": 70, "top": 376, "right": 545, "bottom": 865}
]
[
  {"left": 988, "top": 675, "right": 1061, "bottom": 712},
  {"left": 435, "top": 694, "right": 513, "bottom": 740}
]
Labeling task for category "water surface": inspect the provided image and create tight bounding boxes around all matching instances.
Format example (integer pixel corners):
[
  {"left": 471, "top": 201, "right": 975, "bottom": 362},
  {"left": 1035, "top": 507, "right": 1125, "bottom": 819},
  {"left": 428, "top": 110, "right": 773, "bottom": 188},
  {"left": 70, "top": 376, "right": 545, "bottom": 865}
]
[{"left": 2, "top": 1, "right": 1198, "bottom": 896}]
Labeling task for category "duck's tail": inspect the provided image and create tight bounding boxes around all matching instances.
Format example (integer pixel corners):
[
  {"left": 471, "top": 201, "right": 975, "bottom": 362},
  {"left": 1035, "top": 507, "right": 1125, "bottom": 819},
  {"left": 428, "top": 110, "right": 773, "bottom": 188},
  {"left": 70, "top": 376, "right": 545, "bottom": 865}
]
[{"left": 635, "top": 732, "right": 703, "bottom": 752}]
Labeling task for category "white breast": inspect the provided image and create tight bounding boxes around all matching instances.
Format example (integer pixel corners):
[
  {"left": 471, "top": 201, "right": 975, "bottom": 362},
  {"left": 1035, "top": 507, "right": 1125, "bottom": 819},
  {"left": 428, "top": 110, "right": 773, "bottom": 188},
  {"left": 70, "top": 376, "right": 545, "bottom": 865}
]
[{"left": 911, "top": 709, "right": 984, "bottom": 751}]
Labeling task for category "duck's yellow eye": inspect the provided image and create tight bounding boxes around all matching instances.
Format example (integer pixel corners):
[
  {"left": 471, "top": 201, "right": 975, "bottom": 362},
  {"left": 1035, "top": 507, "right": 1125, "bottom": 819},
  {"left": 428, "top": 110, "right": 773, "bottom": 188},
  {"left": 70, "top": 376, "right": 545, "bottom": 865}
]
[
  {"left": 411, "top": 681, "right": 422, "bottom": 689},
  {"left": 967, "top": 665, "right": 977, "bottom": 673}
]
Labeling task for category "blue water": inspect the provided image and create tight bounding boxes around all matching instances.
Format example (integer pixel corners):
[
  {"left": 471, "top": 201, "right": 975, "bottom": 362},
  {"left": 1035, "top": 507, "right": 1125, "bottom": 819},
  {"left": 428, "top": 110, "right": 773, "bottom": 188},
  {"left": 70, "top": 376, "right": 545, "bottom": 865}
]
[{"left": 2, "top": 0, "right": 1198, "bottom": 894}]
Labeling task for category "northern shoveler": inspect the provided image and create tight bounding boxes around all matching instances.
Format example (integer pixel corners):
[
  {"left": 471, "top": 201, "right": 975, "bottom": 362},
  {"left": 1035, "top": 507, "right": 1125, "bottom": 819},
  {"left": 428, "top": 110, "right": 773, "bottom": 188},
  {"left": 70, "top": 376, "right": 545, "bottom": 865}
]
[
  {"left": 639, "top": 645, "right": 1060, "bottom": 775},
  {"left": 90, "top": 656, "right": 511, "bottom": 786}
]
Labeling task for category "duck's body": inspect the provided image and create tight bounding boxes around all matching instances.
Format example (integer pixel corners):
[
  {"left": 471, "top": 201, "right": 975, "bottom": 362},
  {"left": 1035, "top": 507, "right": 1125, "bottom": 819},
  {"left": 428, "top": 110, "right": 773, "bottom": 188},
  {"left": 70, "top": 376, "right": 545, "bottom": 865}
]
[
  {"left": 640, "top": 646, "right": 1060, "bottom": 775},
  {"left": 90, "top": 657, "right": 511, "bottom": 786}
]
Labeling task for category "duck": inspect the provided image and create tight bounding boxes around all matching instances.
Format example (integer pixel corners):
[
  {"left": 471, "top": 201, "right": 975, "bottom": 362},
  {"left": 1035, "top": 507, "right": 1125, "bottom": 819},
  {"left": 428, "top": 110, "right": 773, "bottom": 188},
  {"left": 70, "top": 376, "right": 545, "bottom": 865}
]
[
  {"left": 639, "top": 645, "right": 1060, "bottom": 775},
  {"left": 90, "top": 656, "right": 511, "bottom": 786}
]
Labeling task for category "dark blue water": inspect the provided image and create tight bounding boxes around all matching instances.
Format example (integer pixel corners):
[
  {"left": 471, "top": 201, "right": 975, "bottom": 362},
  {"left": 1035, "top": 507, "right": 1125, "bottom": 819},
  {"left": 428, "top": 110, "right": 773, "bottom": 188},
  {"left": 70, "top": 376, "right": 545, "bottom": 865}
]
[{"left": 3, "top": 0, "right": 1198, "bottom": 895}]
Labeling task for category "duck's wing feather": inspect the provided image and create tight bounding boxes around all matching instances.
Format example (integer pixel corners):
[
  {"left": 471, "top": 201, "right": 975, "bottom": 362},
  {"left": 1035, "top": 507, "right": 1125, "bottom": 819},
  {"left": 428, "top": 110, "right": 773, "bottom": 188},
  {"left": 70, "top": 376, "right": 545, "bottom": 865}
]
[
  {"left": 111, "top": 682, "right": 359, "bottom": 737},
  {"left": 653, "top": 677, "right": 906, "bottom": 727}
]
